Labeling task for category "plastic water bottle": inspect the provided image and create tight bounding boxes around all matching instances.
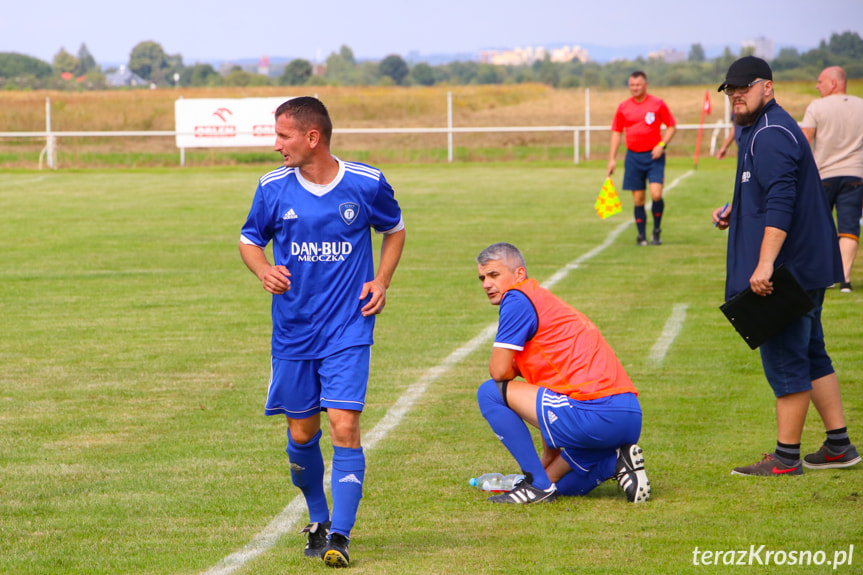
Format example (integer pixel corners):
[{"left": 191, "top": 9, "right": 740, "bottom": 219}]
[
  {"left": 469, "top": 473, "right": 504, "bottom": 491},
  {"left": 469, "top": 473, "right": 524, "bottom": 492},
  {"left": 500, "top": 473, "right": 525, "bottom": 491}
]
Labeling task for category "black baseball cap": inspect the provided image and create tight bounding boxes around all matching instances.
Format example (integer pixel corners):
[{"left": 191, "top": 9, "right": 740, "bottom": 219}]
[{"left": 718, "top": 56, "right": 773, "bottom": 92}]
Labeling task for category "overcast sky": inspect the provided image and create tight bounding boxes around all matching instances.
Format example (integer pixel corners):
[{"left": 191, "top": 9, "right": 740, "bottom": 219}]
[{"left": 3, "top": 0, "right": 862, "bottom": 65}]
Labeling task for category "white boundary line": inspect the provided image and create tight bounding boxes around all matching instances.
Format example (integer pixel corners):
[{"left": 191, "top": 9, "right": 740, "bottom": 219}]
[
  {"left": 0, "top": 176, "right": 46, "bottom": 186},
  {"left": 649, "top": 303, "right": 689, "bottom": 364},
  {"left": 202, "top": 170, "right": 694, "bottom": 575}
]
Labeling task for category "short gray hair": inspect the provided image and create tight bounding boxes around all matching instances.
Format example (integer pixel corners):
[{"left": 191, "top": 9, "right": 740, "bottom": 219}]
[
  {"left": 275, "top": 96, "right": 333, "bottom": 145},
  {"left": 476, "top": 242, "right": 527, "bottom": 274}
]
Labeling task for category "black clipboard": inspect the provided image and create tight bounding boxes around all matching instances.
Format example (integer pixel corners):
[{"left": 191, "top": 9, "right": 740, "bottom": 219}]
[{"left": 719, "top": 265, "right": 815, "bottom": 350}]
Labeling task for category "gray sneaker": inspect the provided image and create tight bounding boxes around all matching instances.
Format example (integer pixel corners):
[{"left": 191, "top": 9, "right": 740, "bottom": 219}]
[
  {"left": 803, "top": 444, "right": 861, "bottom": 469},
  {"left": 731, "top": 453, "right": 802, "bottom": 476}
]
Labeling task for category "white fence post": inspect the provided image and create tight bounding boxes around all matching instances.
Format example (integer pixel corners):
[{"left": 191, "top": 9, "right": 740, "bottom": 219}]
[
  {"left": 45, "top": 97, "right": 56, "bottom": 170},
  {"left": 724, "top": 94, "right": 731, "bottom": 138},
  {"left": 585, "top": 88, "right": 590, "bottom": 161},
  {"left": 447, "top": 91, "right": 453, "bottom": 163},
  {"left": 574, "top": 129, "right": 579, "bottom": 165},
  {"left": 178, "top": 95, "right": 184, "bottom": 166}
]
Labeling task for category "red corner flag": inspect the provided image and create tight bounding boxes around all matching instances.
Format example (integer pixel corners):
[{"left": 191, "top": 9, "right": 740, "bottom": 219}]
[{"left": 694, "top": 90, "right": 712, "bottom": 169}]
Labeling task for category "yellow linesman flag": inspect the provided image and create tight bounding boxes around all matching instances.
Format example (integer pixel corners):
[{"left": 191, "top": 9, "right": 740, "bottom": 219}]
[{"left": 594, "top": 177, "right": 622, "bottom": 219}]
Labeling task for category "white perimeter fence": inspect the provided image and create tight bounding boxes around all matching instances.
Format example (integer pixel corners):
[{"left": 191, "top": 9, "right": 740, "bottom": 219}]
[{"left": 1, "top": 91, "right": 733, "bottom": 169}]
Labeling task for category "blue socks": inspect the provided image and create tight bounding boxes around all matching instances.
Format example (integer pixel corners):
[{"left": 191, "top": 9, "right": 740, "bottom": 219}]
[
  {"left": 287, "top": 429, "right": 330, "bottom": 523},
  {"left": 330, "top": 446, "right": 365, "bottom": 538},
  {"left": 287, "top": 431, "right": 365, "bottom": 538},
  {"left": 477, "top": 379, "right": 553, "bottom": 490}
]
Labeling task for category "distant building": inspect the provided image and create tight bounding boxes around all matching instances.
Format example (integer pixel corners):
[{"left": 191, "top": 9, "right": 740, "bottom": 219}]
[
  {"left": 647, "top": 48, "right": 687, "bottom": 63},
  {"left": 480, "top": 47, "right": 539, "bottom": 66},
  {"left": 550, "top": 45, "right": 589, "bottom": 64},
  {"left": 258, "top": 55, "right": 270, "bottom": 76},
  {"left": 742, "top": 37, "right": 775, "bottom": 61},
  {"left": 481, "top": 44, "right": 588, "bottom": 66},
  {"left": 105, "top": 65, "right": 147, "bottom": 87}
]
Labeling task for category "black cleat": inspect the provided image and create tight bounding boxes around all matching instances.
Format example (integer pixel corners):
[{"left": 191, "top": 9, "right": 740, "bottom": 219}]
[
  {"left": 487, "top": 476, "right": 558, "bottom": 504},
  {"left": 650, "top": 229, "right": 662, "bottom": 245},
  {"left": 300, "top": 521, "right": 330, "bottom": 558},
  {"left": 323, "top": 532, "right": 350, "bottom": 568},
  {"left": 614, "top": 443, "right": 651, "bottom": 503}
]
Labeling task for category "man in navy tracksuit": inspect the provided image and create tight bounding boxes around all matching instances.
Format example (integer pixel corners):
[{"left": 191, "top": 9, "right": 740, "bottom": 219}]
[{"left": 713, "top": 57, "right": 860, "bottom": 476}]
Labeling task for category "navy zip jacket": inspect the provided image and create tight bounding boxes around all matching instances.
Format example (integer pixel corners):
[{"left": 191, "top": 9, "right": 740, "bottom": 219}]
[{"left": 725, "top": 99, "right": 843, "bottom": 301}]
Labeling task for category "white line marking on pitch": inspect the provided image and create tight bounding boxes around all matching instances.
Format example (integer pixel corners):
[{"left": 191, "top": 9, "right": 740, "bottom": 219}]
[
  {"left": 202, "top": 170, "right": 694, "bottom": 575},
  {"left": 0, "top": 176, "right": 46, "bottom": 186},
  {"left": 649, "top": 303, "right": 689, "bottom": 364}
]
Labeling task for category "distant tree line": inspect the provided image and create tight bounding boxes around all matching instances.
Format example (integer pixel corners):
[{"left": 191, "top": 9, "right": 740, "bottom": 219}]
[{"left": 2, "top": 32, "right": 862, "bottom": 91}]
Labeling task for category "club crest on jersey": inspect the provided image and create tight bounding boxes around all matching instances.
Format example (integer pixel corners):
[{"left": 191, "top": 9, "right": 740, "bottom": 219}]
[
  {"left": 645, "top": 112, "right": 656, "bottom": 125},
  {"left": 339, "top": 202, "right": 360, "bottom": 225}
]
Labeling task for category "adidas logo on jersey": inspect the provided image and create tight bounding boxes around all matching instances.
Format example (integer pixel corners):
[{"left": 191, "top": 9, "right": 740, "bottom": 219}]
[
  {"left": 282, "top": 208, "right": 298, "bottom": 220},
  {"left": 338, "top": 473, "right": 362, "bottom": 485},
  {"left": 547, "top": 411, "right": 558, "bottom": 424}
]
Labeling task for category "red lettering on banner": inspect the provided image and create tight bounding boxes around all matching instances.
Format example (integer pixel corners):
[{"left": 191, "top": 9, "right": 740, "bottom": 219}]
[
  {"left": 194, "top": 125, "right": 237, "bottom": 138},
  {"left": 253, "top": 124, "right": 275, "bottom": 137}
]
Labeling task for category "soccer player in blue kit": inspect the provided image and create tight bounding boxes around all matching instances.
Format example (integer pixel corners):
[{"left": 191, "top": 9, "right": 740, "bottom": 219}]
[{"left": 239, "top": 97, "right": 405, "bottom": 567}]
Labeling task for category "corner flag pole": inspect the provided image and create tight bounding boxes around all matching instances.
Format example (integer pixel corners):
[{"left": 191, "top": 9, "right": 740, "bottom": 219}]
[{"left": 694, "top": 90, "right": 712, "bottom": 170}]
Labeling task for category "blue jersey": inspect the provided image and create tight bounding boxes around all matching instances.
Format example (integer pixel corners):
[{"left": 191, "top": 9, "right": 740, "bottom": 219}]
[
  {"left": 241, "top": 158, "right": 404, "bottom": 359},
  {"left": 494, "top": 290, "right": 538, "bottom": 351}
]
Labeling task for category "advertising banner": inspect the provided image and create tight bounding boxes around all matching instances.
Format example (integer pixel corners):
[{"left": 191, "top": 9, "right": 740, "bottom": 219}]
[{"left": 174, "top": 97, "right": 289, "bottom": 148}]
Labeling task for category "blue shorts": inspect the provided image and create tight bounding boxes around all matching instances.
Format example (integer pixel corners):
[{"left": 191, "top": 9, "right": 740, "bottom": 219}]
[
  {"left": 265, "top": 346, "right": 370, "bottom": 418},
  {"left": 623, "top": 150, "right": 665, "bottom": 191},
  {"left": 536, "top": 389, "right": 642, "bottom": 467},
  {"left": 822, "top": 176, "right": 863, "bottom": 240},
  {"left": 759, "top": 289, "right": 834, "bottom": 398}
]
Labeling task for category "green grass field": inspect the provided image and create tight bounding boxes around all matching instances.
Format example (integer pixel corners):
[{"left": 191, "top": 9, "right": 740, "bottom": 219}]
[{"left": 1, "top": 159, "right": 861, "bottom": 575}]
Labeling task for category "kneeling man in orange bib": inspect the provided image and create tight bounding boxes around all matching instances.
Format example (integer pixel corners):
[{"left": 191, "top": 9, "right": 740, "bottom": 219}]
[{"left": 475, "top": 242, "right": 650, "bottom": 504}]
